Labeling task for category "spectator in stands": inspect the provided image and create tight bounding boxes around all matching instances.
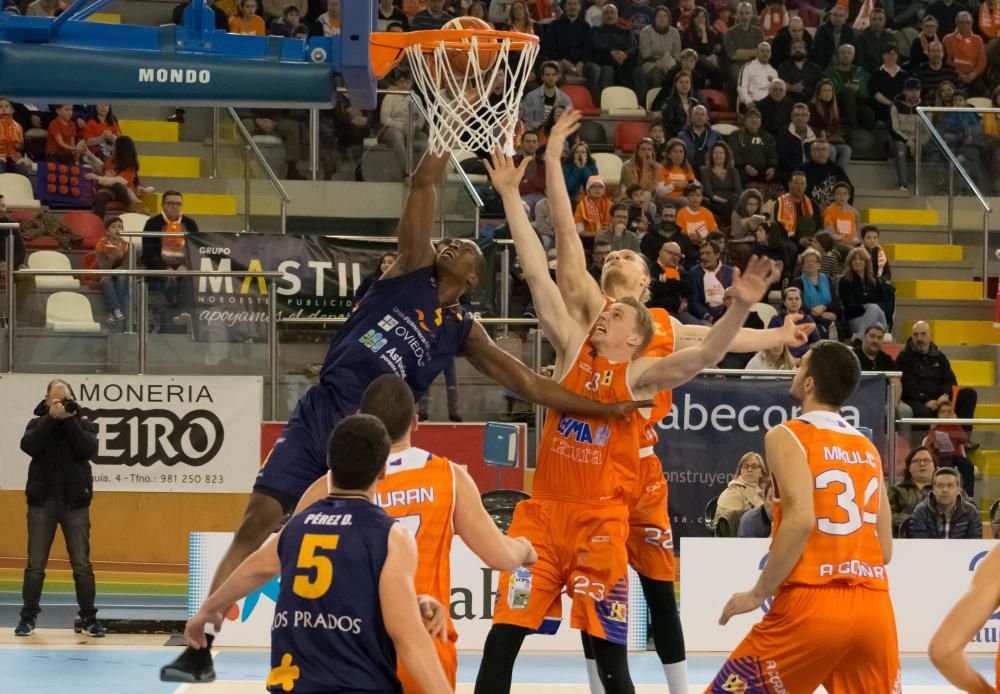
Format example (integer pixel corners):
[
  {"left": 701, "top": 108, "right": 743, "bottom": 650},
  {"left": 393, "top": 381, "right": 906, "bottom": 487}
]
[
  {"left": 810, "top": 80, "right": 852, "bottom": 169},
  {"left": 82, "top": 135, "right": 144, "bottom": 218},
  {"left": 910, "top": 16, "right": 942, "bottom": 69},
  {"left": 520, "top": 62, "right": 571, "bottom": 131},
  {"left": 744, "top": 342, "right": 797, "bottom": 373},
  {"left": 648, "top": 121, "right": 668, "bottom": 163},
  {"left": 659, "top": 70, "right": 700, "bottom": 138},
  {"left": 870, "top": 44, "right": 910, "bottom": 124},
  {"left": 82, "top": 104, "right": 119, "bottom": 160},
  {"left": 755, "top": 79, "right": 794, "bottom": 138},
  {"left": 0, "top": 97, "right": 30, "bottom": 176},
  {"left": 738, "top": 42, "right": 778, "bottom": 111},
  {"left": 724, "top": 2, "right": 765, "bottom": 99},
  {"left": 513, "top": 130, "right": 546, "bottom": 211},
  {"left": 689, "top": 239, "right": 734, "bottom": 322},
  {"left": 730, "top": 188, "right": 764, "bottom": 239},
  {"left": 978, "top": 0, "right": 1000, "bottom": 39},
  {"left": 924, "top": 401, "right": 976, "bottom": 496},
  {"left": 623, "top": 184, "right": 655, "bottom": 234},
  {"left": 713, "top": 451, "right": 766, "bottom": 531},
  {"left": 825, "top": 44, "right": 875, "bottom": 129},
  {"left": 853, "top": 324, "right": 901, "bottom": 407},
  {"left": 941, "top": 90, "right": 984, "bottom": 184},
  {"left": 889, "top": 77, "right": 926, "bottom": 191},
  {"left": 411, "top": 0, "right": 452, "bottom": 30},
  {"left": 95, "top": 216, "right": 130, "bottom": 327},
  {"left": 897, "top": 320, "right": 979, "bottom": 429},
  {"left": 795, "top": 247, "right": 839, "bottom": 338},
  {"left": 811, "top": 4, "right": 854, "bottom": 70},
  {"left": 779, "top": 103, "right": 818, "bottom": 180},
  {"left": 373, "top": 0, "right": 407, "bottom": 31},
  {"left": 621, "top": 0, "right": 654, "bottom": 35},
  {"left": 639, "top": 6, "right": 681, "bottom": 95},
  {"left": 590, "top": 4, "right": 642, "bottom": 102},
  {"left": 595, "top": 204, "right": 641, "bottom": 252},
  {"left": 676, "top": 181, "right": 718, "bottom": 241},
  {"left": 583, "top": 0, "right": 606, "bottom": 27},
  {"left": 271, "top": 3, "right": 310, "bottom": 35},
  {"left": 909, "top": 467, "right": 982, "bottom": 538},
  {"left": 984, "top": 86, "right": 1000, "bottom": 194},
  {"left": 862, "top": 225, "right": 892, "bottom": 281},
  {"left": 701, "top": 141, "right": 741, "bottom": 224},
  {"left": 543, "top": 0, "right": 592, "bottom": 88},
  {"left": 767, "top": 286, "right": 818, "bottom": 360},
  {"left": 229, "top": 0, "right": 266, "bottom": 34},
  {"left": 173, "top": 0, "right": 229, "bottom": 28},
  {"left": 574, "top": 175, "right": 611, "bottom": 237},
  {"left": 587, "top": 238, "right": 612, "bottom": 281},
  {"left": 839, "top": 247, "right": 887, "bottom": 339},
  {"left": 618, "top": 138, "right": 666, "bottom": 202},
  {"left": 677, "top": 104, "right": 719, "bottom": 168},
  {"left": 857, "top": 8, "right": 897, "bottom": 74},
  {"left": 814, "top": 229, "right": 844, "bottom": 279},
  {"left": 738, "top": 478, "right": 774, "bottom": 538},
  {"left": 916, "top": 40, "right": 958, "bottom": 103},
  {"left": 945, "top": 11, "right": 988, "bottom": 95},
  {"left": 562, "top": 141, "right": 596, "bottom": 203},
  {"left": 507, "top": 0, "right": 533, "bottom": 34},
  {"left": 141, "top": 191, "right": 199, "bottom": 331},
  {"left": 238, "top": 109, "right": 305, "bottom": 180},
  {"left": 778, "top": 39, "right": 822, "bottom": 103},
  {"left": 354, "top": 252, "right": 397, "bottom": 303},
  {"left": 641, "top": 202, "right": 696, "bottom": 267},
  {"left": 889, "top": 446, "right": 936, "bottom": 535},
  {"left": 774, "top": 170, "right": 822, "bottom": 252},
  {"left": 805, "top": 142, "right": 851, "bottom": 209},
  {"left": 378, "top": 68, "right": 423, "bottom": 182},
  {"left": 771, "top": 16, "right": 813, "bottom": 69},
  {"left": 821, "top": 181, "right": 860, "bottom": 249},
  {"left": 681, "top": 7, "right": 724, "bottom": 86},
  {"left": 731, "top": 112, "right": 780, "bottom": 191},
  {"left": 647, "top": 240, "right": 702, "bottom": 322},
  {"left": 758, "top": 0, "right": 788, "bottom": 39},
  {"left": 751, "top": 221, "right": 795, "bottom": 287},
  {"left": 489, "top": 0, "right": 513, "bottom": 26},
  {"left": 25, "top": 0, "right": 64, "bottom": 16},
  {"left": 658, "top": 48, "right": 708, "bottom": 105},
  {"left": 662, "top": 138, "right": 697, "bottom": 205},
  {"left": 45, "top": 104, "right": 85, "bottom": 163},
  {"left": 928, "top": 0, "right": 970, "bottom": 39}
]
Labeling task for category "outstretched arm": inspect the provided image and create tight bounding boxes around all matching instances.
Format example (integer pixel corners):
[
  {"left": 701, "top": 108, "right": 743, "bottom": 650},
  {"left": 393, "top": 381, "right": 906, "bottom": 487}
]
[
  {"left": 453, "top": 463, "right": 536, "bottom": 571},
  {"left": 485, "top": 149, "right": 579, "bottom": 354},
  {"left": 545, "top": 109, "right": 606, "bottom": 328},
  {"left": 384, "top": 152, "right": 451, "bottom": 279},
  {"left": 674, "top": 315, "right": 816, "bottom": 353}
]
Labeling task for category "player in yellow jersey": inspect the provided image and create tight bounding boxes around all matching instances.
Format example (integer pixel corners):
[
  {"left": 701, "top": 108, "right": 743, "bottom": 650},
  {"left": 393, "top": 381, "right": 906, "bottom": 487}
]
[
  {"left": 930, "top": 543, "right": 1000, "bottom": 693},
  {"left": 293, "top": 374, "right": 538, "bottom": 693},
  {"left": 474, "top": 151, "right": 778, "bottom": 694},
  {"left": 543, "top": 109, "right": 814, "bottom": 694},
  {"left": 711, "top": 341, "right": 899, "bottom": 693}
]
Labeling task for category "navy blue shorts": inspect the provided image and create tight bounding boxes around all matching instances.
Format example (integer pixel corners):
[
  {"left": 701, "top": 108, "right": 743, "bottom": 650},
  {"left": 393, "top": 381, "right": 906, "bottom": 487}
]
[{"left": 254, "top": 387, "right": 343, "bottom": 512}]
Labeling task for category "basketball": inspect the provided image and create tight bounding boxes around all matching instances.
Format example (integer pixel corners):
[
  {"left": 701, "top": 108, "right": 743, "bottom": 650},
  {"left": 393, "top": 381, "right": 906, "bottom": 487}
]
[{"left": 441, "top": 16, "right": 497, "bottom": 76}]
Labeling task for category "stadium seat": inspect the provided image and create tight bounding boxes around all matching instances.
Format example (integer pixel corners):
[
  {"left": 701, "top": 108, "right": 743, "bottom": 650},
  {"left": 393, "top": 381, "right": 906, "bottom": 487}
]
[
  {"left": 712, "top": 123, "right": 738, "bottom": 137},
  {"left": 751, "top": 302, "right": 777, "bottom": 326},
  {"left": 448, "top": 150, "right": 488, "bottom": 185},
  {"left": 0, "top": 172, "right": 41, "bottom": 209},
  {"left": 968, "top": 97, "right": 991, "bottom": 109},
  {"left": 600, "top": 86, "right": 645, "bottom": 116},
  {"left": 646, "top": 86, "right": 661, "bottom": 112},
  {"left": 577, "top": 119, "right": 614, "bottom": 153},
  {"left": 117, "top": 212, "right": 149, "bottom": 232},
  {"left": 28, "top": 250, "right": 80, "bottom": 290},
  {"left": 45, "top": 291, "right": 100, "bottom": 333},
  {"left": 62, "top": 211, "right": 105, "bottom": 250},
  {"left": 481, "top": 489, "right": 530, "bottom": 511},
  {"left": 488, "top": 505, "right": 517, "bottom": 533},
  {"left": 614, "top": 120, "right": 650, "bottom": 154},
  {"left": 592, "top": 152, "right": 623, "bottom": 186},
  {"left": 703, "top": 89, "right": 737, "bottom": 123},
  {"left": 561, "top": 84, "right": 601, "bottom": 117},
  {"left": 897, "top": 517, "right": 913, "bottom": 539},
  {"left": 703, "top": 495, "right": 719, "bottom": 530}
]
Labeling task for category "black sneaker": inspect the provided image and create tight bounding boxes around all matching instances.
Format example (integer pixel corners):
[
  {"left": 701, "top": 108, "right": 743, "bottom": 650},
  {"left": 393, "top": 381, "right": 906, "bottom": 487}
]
[
  {"left": 160, "top": 644, "right": 216, "bottom": 683},
  {"left": 80, "top": 618, "right": 106, "bottom": 637},
  {"left": 14, "top": 619, "right": 35, "bottom": 636}
]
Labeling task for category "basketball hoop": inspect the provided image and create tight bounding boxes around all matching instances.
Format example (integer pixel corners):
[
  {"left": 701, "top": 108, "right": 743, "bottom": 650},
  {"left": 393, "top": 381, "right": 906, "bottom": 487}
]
[{"left": 370, "top": 26, "right": 540, "bottom": 156}]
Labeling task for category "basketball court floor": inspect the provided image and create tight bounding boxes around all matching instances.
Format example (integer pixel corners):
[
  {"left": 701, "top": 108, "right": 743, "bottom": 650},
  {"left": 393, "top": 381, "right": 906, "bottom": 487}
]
[{"left": 2, "top": 630, "right": 992, "bottom": 693}]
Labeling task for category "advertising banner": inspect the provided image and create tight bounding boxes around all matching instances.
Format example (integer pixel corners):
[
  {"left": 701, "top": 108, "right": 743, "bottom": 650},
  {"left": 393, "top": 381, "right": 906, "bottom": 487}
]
[
  {"left": 654, "top": 374, "right": 890, "bottom": 540},
  {"left": 0, "top": 373, "right": 262, "bottom": 493},
  {"left": 682, "top": 538, "right": 999, "bottom": 653}
]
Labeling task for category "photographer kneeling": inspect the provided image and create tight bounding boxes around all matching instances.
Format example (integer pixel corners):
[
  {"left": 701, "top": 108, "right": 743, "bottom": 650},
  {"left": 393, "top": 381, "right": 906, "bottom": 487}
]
[{"left": 15, "top": 379, "right": 103, "bottom": 637}]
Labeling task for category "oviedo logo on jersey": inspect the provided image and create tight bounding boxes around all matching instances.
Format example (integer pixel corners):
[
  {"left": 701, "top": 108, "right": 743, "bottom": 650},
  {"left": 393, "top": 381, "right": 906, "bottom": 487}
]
[
  {"left": 969, "top": 551, "right": 1000, "bottom": 643},
  {"left": 357, "top": 310, "right": 434, "bottom": 378}
]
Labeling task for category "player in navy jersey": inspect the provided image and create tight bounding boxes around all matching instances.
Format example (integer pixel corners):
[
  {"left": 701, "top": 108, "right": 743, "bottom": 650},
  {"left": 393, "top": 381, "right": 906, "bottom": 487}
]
[
  {"left": 163, "top": 152, "right": 648, "bottom": 683},
  {"left": 183, "top": 414, "right": 452, "bottom": 694}
]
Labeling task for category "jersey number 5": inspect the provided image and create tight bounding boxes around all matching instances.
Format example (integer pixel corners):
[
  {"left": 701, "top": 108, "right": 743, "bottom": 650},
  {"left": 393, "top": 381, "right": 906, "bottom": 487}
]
[
  {"left": 293, "top": 534, "right": 340, "bottom": 599},
  {"left": 815, "top": 470, "right": 879, "bottom": 536}
]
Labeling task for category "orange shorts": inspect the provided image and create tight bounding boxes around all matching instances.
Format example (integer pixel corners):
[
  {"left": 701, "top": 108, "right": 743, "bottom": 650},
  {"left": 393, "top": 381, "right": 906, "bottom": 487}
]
[
  {"left": 398, "top": 634, "right": 457, "bottom": 693},
  {"left": 493, "top": 499, "right": 631, "bottom": 645},
  {"left": 706, "top": 584, "right": 901, "bottom": 694},
  {"left": 625, "top": 453, "right": 675, "bottom": 582}
]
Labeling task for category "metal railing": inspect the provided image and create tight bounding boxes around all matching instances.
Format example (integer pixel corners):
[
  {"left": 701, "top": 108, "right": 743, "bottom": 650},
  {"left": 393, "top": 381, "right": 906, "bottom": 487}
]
[{"left": 914, "top": 106, "right": 992, "bottom": 299}]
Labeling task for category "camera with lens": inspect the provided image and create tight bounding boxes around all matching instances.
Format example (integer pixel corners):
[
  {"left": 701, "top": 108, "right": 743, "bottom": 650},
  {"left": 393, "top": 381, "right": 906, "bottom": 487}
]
[{"left": 61, "top": 399, "right": 79, "bottom": 415}]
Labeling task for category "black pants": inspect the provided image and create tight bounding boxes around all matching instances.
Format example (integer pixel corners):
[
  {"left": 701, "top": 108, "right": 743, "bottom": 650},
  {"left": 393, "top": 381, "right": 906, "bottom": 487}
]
[
  {"left": 21, "top": 499, "right": 97, "bottom": 622},
  {"left": 93, "top": 182, "right": 131, "bottom": 218},
  {"left": 903, "top": 386, "right": 978, "bottom": 432}
]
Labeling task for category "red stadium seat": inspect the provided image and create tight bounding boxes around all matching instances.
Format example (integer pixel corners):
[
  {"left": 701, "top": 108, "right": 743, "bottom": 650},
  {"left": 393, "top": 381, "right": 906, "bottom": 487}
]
[
  {"left": 881, "top": 343, "right": 901, "bottom": 360},
  {"left": 614, "top": 121, "right": 650, "bottom": 154},
  {"left": 703, "top": 89, "right": 737, "bottom": 123},
  {"left": 81, "top": 251, "right": 103, "bottom": 289},
  {"left": 561, "top": 84, "right": 601, "bottom": 117},
  {"left": 62, "top": 211, "right": 105, "bottom": 250}
]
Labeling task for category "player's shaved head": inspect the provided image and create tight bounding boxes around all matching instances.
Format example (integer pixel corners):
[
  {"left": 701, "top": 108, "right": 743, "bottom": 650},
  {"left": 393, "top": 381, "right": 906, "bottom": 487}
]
[
  {"left": 359, "top": 375, "right": 416, "bottom": 442},
  {"left": 326, "top": 414, "right": 391, "bottom": 490}
]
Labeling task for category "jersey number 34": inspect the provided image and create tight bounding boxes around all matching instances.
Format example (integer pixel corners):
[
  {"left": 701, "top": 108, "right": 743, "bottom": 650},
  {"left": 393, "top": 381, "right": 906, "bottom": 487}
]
[{"left": 816, "top": 470, "right": 879, "bottom": 537}]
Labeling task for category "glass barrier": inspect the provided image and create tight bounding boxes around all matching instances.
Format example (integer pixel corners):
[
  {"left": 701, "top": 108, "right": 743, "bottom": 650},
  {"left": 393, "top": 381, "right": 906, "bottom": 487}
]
[{"left": 915, "top": 110, "right": 984, "bottom": 199}]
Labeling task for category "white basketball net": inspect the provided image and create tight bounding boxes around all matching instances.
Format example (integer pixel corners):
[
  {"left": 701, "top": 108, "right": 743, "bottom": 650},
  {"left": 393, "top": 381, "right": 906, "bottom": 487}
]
[{"left": 405, "top": 35, "right": 539, "bottom": 156}]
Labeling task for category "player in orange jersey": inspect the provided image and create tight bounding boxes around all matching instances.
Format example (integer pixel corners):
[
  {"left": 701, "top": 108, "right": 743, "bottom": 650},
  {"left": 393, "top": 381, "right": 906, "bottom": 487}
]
[
  {"left": 710, "top": 341, "right": 900, "bottom": 694},
  {"left": 475, "top": 150, "right": 778, "bottom": 694},
  {"left": 293, "top": 374, "right": 537, "bottom": 693},
  {"left": 544, "top": 109, "right": 814, "bottom": 694},
  {"left": 929, "top": 543, "right": 1000, "bottom": 693}
]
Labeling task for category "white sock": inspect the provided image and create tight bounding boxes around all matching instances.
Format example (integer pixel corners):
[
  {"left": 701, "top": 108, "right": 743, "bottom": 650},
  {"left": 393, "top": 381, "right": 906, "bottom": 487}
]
[
  {"left": 585, "top": 657, "right": 605, "bottom": 694},
  {"left": 664, "top": 661, "right": 688, "bottom": 694}
]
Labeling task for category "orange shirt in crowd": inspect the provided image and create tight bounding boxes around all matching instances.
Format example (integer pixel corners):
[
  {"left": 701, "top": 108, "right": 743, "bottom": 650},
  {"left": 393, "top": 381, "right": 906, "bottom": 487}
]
[
  {"left": 229, "top": 14, "right": 265, "bottom": 35},
  {"left": 0, "top": 116, "right": 24, "bottom": 161},
  {"left": 979, "top": 3, "right": 1000, "bottom": 39},
  {"left": 677, "top": 205, "right": 718, "bottom": 240},
  {"left": 759, "top": 6, "right": 789, "bottom": 38},
  {"left": 161, "top": 216, "right": 187, "bottom": 265},
  {"left": 102, "top": 158, "right": 137, "bottom": 193},
  {"left": 46, "top": 117, "right": 78, "bottom": 156},
  {"left": 663, "top": 165, "right": 694, "bottom": 192},
  {"left": 574, "top": 195, "right": 611, "bottom": 237},
  {"left": 823, "top": 204, "right": 859, "bottom": 243},
  {"left": 83, "top": 119, "right": 121, "bottom": 156},
  {"left": 95, "top": 237, "right": 129, "bottom": 268},
  {"left": 943, "top": 30, "right": 987, "bottom": 77}
]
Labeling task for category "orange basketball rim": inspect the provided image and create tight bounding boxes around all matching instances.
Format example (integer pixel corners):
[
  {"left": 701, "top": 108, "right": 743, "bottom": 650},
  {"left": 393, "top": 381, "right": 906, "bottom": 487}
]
[{"left": 370, "top": 27, "right": 539, "bottom": 79}]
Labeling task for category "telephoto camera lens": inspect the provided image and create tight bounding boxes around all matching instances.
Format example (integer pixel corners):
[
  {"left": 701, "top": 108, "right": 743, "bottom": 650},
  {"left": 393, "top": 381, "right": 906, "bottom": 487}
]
[{"left": 62, "top": 400, "right": 79, "bottom": 415}]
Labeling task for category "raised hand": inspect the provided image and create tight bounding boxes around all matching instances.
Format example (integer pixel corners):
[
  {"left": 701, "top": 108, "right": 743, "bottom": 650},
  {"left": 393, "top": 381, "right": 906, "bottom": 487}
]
[
  {"left": 728, "top": 255, "right": 775, "bottom": 307},
  {"left": 483, "top": 146, "right": 530, "bottom": 195},
  {"left": 546, "top": 108, "right": 583, "bottom": 154},
  {"left": 780, "top": 314, "right": 817, "bottom": 347}
]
